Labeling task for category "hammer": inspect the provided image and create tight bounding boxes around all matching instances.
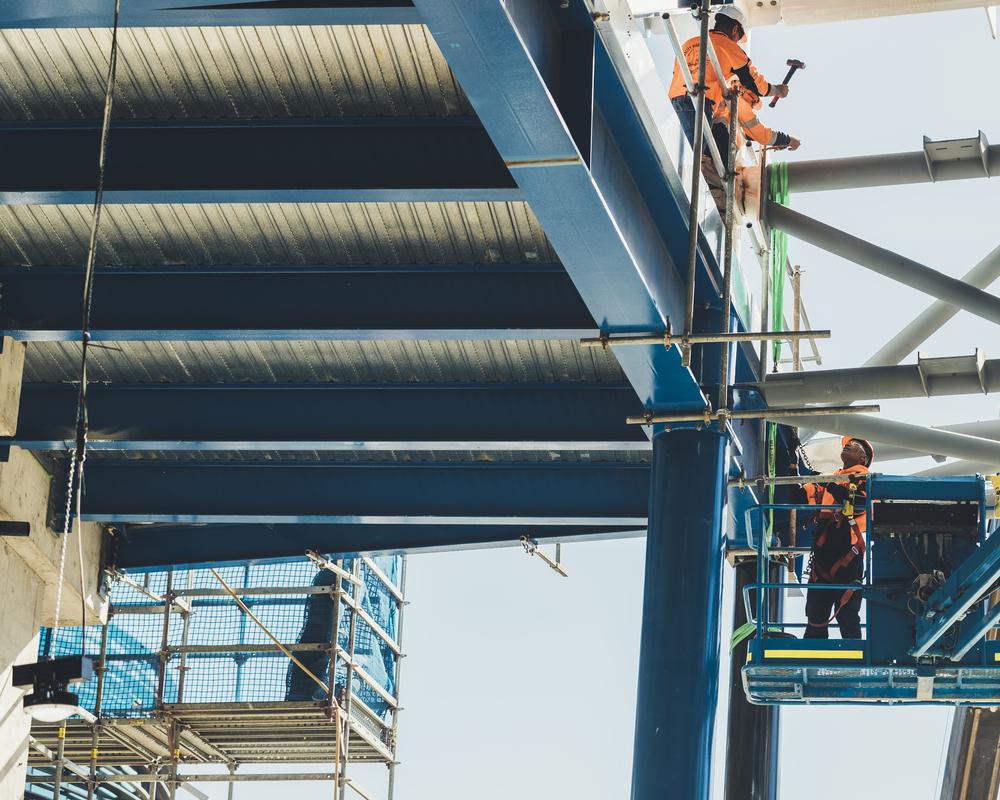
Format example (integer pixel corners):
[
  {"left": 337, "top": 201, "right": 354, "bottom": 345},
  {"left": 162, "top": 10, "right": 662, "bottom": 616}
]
[{"left": 768, "top": 59, "right": 805, "bottom": 108}]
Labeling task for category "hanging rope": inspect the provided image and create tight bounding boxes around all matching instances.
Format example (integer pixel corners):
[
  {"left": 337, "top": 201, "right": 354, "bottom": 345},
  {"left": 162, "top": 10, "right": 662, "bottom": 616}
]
[{"left": 47, "top": 0, "right": 122, "bottom": 659}]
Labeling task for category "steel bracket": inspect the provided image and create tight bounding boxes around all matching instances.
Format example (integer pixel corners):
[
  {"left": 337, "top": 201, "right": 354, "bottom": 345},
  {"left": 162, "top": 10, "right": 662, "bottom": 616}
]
[
  {"left": 916, "top": 349, "right": 988, "bottom": 396},
  {"left": 922, "top": 131, "right": 992, "bottom": 181}
]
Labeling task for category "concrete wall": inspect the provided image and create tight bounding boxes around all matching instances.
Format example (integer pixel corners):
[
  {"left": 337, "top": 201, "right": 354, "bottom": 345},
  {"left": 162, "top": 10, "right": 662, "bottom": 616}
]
[{"left": 0, "top": 443, "right": 107, "bottom": 793}]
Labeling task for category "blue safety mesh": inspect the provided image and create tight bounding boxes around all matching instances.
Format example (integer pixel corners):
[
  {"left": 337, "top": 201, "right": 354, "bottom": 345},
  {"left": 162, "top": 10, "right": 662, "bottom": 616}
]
[{"left": 39, "top": 556, "right": 402, "bottom": 719}]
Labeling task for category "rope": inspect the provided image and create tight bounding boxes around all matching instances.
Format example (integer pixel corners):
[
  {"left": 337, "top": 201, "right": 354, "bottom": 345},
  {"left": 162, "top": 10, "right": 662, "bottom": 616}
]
[{"left": 47, "top": 0, "right": 121, "bottom": 659}]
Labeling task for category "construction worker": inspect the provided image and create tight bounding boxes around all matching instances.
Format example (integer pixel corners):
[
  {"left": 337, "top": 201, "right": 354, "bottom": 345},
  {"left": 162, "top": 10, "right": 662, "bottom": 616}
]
[
  {"left": 801, "top": 437, "right": 874, "bottom": 640},
  {"left": 668, "top": 5, "right": 800, "bottom": 207}
]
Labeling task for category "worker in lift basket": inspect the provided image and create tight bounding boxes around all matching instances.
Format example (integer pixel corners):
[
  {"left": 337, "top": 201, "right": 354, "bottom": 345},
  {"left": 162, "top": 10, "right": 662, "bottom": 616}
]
[
  {"left": 667, "top": 5, "right": 801, "bottom": 210},
  {"left": 801, "top": 437, "right": 874, "bottom": 640}
]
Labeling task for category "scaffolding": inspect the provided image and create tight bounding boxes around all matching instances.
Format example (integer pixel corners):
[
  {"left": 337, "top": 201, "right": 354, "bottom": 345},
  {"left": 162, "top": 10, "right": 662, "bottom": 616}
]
[{"left": 24, "top": 555, "right": 407, "bottom": 800}]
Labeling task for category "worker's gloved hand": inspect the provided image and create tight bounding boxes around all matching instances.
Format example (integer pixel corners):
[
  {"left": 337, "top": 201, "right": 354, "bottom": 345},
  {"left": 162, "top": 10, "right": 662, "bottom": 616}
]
[
  {"left": 770, "top": 84, "right": 790, "bottom": 98},
  {"left": 786, "top": 137, "right": 801, "bottom": 151},
  {"left": 824, "top": 482, "right": 849, "bottom": 503}
]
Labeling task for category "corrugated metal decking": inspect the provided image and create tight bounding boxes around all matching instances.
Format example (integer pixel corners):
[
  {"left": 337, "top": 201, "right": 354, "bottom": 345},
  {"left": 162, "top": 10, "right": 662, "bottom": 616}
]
[{"left": 0, "top": 25, "right": 472, "bottom": 119}]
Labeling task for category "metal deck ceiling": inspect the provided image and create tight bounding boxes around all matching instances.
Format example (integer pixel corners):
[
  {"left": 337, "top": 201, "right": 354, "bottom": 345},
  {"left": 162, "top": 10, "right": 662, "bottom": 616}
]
[
  {"left": 22, "top": 339, "right": 623, "bottom": 383},
  {"left": 0, "top": 25, "right": 471, "bottom": 119},
  {"left": 0, "top": 201, "right": 554, "bottom": 266},
  {"left": 0, "top": 0, "right": 745, "bottom": 568}
]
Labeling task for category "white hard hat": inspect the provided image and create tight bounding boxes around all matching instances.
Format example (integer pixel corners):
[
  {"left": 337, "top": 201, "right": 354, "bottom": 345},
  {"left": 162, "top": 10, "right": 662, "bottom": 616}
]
[{"left": 714, "top": 5, "right": 748, "bottom": 28}]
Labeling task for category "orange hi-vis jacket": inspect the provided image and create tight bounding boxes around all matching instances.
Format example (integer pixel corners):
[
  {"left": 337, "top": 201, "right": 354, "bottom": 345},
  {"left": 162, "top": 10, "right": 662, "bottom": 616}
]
[
  {"left": 803, "top": 464, "right": 869, "bottom": 582},
  {"left": 668, "top": 31, "right": 781, "bottom": 147},
  {"left": 804, "top": 464, "right": 869, "bottom": 535}
]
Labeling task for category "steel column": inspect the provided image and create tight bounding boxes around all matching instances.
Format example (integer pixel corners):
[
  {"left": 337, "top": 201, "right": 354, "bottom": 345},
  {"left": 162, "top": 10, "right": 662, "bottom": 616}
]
[
  {"left": 724, "top": 562, "right": 779, "bottom": 800},
  {"left": 866, "top": 243, "right": 1000, "bottom": 366},
  {"left": 632, "top": 429, "right": 726, "bottom": 800},
  {"left": 768, "top": 204, "right": 1000, "bottom": 327}
]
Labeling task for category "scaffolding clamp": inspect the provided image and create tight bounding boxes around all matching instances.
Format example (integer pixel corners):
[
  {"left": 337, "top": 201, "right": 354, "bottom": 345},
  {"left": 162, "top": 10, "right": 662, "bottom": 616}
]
[
  {"left": 306, "top": 550, "right": 364, "bottom": 586},
  {"left": 520, "top": 536, "right": 568, "bottom": 577}
]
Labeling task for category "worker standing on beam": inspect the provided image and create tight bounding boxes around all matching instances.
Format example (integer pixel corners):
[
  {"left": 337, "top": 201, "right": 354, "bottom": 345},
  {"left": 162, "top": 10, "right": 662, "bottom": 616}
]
[
  {"left": 668, "top": 5, "right": 800, "bottom": 208},
  {"left": 801, "top": 437, "right": 874, "bottom": 640}
]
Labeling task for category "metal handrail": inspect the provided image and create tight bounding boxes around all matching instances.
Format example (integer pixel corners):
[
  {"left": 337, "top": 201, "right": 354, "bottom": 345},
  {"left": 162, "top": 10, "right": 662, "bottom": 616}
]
[
  {"left": 745, "top": 495, "right": 873, "bottom": 650},
  {"left": 742, "top": 582, "right": 870, "bottom": 628}
]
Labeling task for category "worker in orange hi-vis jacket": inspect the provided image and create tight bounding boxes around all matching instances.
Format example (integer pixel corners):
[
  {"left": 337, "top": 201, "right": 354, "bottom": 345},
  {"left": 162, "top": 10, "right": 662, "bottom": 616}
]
[
  {"left": 668, "top": 6, "right": 800, "bottom": 209},
  {"left": 801, "top": 437, "right": 875, "bottom": 640}
]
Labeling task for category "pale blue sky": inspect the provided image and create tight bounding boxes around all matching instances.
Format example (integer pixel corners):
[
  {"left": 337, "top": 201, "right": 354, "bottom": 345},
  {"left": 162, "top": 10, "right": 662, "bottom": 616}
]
[{"left": 190, "top": 7, "right": 1000, "bottom": 799}]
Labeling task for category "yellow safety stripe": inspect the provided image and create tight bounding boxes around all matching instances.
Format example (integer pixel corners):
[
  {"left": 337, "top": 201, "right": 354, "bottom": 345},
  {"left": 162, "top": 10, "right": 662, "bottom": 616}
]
[{"left": 763, "top": 649, "right": 864, "bottom": 660}]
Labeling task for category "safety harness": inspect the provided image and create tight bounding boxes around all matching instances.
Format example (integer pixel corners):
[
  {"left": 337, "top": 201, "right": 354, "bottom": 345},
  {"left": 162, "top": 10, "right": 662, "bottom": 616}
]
[{"left": 806, "top": 473, "right": 866, "bottom": 628}]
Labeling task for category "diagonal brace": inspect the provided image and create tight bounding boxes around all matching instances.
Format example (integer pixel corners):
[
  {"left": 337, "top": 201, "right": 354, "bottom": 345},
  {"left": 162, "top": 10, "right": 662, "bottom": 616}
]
[{"left": 768, "top": 204, "right": 1000, "bottom": 327}]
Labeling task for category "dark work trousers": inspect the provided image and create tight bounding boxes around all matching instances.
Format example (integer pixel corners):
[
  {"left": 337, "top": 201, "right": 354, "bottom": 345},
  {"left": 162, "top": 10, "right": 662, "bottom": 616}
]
[
  {"left": 670, "top": 95, "right": 731, "bottom": 175},
  {"left": 804, "top": 534, "right": 864, "bottom": 640}
]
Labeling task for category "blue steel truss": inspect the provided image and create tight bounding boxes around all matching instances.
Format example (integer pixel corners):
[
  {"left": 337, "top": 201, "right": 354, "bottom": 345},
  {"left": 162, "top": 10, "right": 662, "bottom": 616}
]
[{"left": 0, "top": 1, "right": 791, "bottom": 798}]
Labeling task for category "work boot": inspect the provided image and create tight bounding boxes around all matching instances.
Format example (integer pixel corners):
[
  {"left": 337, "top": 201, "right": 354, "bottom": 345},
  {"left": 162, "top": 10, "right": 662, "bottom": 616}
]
[
  {"left": 700, "top": 153, "right": 724, "bottom": 190},
  {"left": 709, "top": 186, "right": 727, "bottom": 214}
]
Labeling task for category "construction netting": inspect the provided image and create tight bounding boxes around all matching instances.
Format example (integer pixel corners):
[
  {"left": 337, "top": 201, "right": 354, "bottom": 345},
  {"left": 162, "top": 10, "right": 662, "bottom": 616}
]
[{"left": 40, "top": 556, "right": 402, "bottom": 720}]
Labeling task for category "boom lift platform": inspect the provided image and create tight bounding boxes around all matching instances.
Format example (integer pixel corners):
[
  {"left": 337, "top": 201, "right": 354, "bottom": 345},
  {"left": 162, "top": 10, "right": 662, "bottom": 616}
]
[{"left": 731, "top": 473, "right": 1000, "bottom": 704}]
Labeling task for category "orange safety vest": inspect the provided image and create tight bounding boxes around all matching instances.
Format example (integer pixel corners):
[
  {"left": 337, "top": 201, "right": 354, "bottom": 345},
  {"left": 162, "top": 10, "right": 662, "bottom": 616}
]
[
  {"left": 803, "top": 464, "right": 869, "bottom": 583},
  {"left": 668, "top": 32, "right": 777, "bottom": 147}
]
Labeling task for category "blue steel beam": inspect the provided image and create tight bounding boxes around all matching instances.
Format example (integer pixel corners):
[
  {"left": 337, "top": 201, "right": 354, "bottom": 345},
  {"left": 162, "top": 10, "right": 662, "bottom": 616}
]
[
  {"left": 0, "top": 0, "right": 421, "bottom": 28},
  {"left": 78, "top": 461, "right": 651, "bottom": 524},
  {"left": 410, "top": 0, "right": 710, "bottom": 413},
  {"left": 7, "top": 382, "right": 646, "bottom": 450},
  {"left": 0, "top": 119, "right": 518, "bottom": 205},
  {"left": 113, "top": 522, "right": 647, "bottom": 568},
  {"left": 633, "top": 428, "right": 727, "bottom": 800},
  {"left": 0, "top": 265, "right": 594, "bottom": 341}
]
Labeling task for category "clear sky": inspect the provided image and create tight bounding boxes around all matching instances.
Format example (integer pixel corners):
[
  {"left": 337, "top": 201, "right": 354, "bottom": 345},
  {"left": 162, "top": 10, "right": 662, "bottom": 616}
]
[{"left": 188, "top": 6, "right": 1000, "bottom": 799}]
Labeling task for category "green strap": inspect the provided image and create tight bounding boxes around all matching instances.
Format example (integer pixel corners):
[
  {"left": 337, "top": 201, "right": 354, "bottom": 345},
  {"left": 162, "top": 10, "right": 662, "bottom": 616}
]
[
  {"left": 768, "top": 161, "right": 789, "bottom": 366},
  {"left": 730, "top": 622, "right": 757, "bottom": 652},
  {"left": 764, "top": 162, "right": 789, "bottom": 546},
  {"left": 730, "top": 620, "right": 784, "bottom": 653}
]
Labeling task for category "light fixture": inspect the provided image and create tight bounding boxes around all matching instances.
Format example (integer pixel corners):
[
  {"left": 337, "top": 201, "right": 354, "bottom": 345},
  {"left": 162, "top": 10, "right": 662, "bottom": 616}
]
[{"left": 13, "top": 656, "right": 93, "bottom": 724}]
